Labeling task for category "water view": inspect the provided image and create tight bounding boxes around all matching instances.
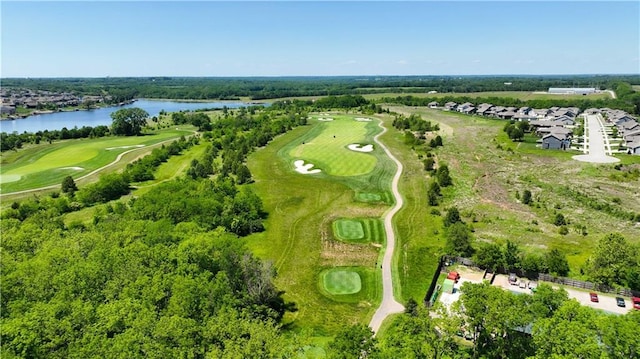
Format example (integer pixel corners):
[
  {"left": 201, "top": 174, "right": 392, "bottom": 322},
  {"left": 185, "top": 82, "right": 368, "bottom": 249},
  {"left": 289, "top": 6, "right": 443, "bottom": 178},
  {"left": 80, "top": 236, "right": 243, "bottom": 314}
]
[{"left": 0, "top": 99, "right": 259, "bottom": 133}]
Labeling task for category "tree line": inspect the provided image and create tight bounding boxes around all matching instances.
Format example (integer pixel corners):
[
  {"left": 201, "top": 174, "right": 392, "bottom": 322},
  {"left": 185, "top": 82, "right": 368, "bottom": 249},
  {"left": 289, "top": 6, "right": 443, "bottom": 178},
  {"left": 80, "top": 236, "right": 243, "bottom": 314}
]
[{"left": 4, "top": 75, "right": 638, "bottom": 101}]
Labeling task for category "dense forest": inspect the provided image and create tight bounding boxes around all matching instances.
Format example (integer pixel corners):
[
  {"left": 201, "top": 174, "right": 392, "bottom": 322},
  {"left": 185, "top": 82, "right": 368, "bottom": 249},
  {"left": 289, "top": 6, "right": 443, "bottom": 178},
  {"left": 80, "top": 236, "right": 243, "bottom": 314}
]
[{"left": 2, "top": 75, "right": 639, "bottom": 101}]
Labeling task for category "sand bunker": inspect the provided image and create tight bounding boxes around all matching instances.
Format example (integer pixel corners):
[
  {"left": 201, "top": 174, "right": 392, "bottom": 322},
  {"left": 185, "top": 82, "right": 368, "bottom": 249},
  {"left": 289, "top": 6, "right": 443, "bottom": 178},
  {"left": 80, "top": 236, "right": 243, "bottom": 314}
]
[
  {"left": 0, "top": 174, "right": 21, "bottom": 183},
  {"left": 355, "top": 117, "right": 372, "bottom": 122},
  {"left": 317, "top": 117, "right": 334, "bottom": 122},
  {"left": 572, "top": 154, "right": 620, "bottom": 163},
  {"left": 348, "top": 144, "right": 374, "bottom": 153},
  {"left": 294, "top": 160, "right": 321, "bottom": 174},
  {"left": 105, "top": 145, "right": 145, "bottom": 150},
  {"left": 59, "top": 166, "right": 84, "bottom": 171}
]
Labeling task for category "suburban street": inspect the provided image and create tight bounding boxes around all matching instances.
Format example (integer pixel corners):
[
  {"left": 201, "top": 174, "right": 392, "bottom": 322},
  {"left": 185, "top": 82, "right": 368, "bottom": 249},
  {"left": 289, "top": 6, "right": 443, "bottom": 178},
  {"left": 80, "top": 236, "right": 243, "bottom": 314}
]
[{"left": 573, "top": 114, "right": 619, "bottom": 163}]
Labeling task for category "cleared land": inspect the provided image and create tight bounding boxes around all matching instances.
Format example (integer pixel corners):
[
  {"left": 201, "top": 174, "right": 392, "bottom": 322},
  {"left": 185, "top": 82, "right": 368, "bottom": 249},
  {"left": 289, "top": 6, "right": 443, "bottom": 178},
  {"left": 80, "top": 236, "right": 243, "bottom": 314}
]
[
  {"left": 0, "top": 128, "right": 194, "bottom": 194},
  {"left": 388, "top": 106, "right": 640, "bottom": 276},
  {"left": 246, "top": 114, "right": 396, "bottom": 335},
  {"left": 362, "top": 91, "right": 612, "bottom": 101}
]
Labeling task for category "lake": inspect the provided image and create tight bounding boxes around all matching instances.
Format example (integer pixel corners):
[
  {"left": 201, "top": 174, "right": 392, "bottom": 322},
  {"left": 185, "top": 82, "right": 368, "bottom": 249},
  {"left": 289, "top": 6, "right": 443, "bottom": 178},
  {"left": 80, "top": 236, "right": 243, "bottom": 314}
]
[{"left": 0, "top": 99, "right": 261, "bottom": 133}]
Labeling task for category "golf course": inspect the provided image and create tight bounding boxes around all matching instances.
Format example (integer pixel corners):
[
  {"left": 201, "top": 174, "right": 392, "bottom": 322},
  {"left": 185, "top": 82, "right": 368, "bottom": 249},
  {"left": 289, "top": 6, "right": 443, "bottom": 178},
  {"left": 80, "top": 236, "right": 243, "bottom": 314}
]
[
  {"left": 0, "top": 127, "right": 195, "bottom": 195},
  {"left": 246, "top": 113, "right": 401, "bottom": 335}
]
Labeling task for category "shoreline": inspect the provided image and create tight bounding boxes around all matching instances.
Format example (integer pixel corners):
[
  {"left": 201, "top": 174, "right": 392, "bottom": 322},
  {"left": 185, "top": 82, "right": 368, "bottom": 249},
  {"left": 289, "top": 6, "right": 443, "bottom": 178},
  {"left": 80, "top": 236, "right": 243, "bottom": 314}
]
[{"left": 0, "top": 100, "right": 135, "bottom": 121}]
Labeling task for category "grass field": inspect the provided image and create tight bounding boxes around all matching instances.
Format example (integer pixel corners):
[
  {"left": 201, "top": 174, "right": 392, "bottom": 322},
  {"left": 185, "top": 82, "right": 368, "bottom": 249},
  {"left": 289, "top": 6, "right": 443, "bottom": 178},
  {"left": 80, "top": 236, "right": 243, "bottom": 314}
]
[
  {"left": 287, "top": 115, "right": 378, "bottom": 176},
  {"left": 388, "top": 105, "right": 640, "bottom": 277},
  {"left": 333, "top": 218, "right": 384, "bottom": 244},
  {"left": 0, "top": 127, "right": 195, "bottom": 194},
  {"left": 322, "top": 269, "right": 362, "bottom": 295},
  {"left": 246, "top": 114, "right": 395, "bottom": 335}
]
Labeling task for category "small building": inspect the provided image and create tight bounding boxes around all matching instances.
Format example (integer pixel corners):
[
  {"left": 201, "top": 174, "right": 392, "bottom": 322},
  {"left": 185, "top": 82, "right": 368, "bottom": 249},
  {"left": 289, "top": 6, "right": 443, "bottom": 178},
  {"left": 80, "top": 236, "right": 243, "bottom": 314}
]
[
  {"left": 1, "top": 105, "right": 16, "bottom": 115},
  {"left": 627, "top": 141, "right": 640, "bottom": 155},
  {"left": 548, "top": 87, "right": 596, "bottom": 95},
  {"left": 428, "top": 101, "right": 439, "bottom": 108},
  {"left": 442, "top": 279, "right": 456, "bottom": 294},
  {"left": 444, "top": 102, "right": 458, "bottom": 111},
  {"left": 542, "top": 133, "right": 570, "bottom": 150}
]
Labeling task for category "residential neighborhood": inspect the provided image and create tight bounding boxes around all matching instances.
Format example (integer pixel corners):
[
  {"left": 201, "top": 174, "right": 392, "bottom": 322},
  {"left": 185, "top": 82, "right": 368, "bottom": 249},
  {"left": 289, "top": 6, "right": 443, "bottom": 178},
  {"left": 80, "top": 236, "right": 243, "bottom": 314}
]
[
  {"left": 0, "top": 88, "right": 115, "bottom": 119},
  {"left": 434, "top": 100, "right": 639, "bottom": 155}
]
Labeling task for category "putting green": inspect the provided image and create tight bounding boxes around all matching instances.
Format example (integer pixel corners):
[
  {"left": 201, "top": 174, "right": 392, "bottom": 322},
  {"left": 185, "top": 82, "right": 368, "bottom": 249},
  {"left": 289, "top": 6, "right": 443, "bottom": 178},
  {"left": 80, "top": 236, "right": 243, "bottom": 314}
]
[
  {"left": 288, "top": 115, "right": 377, "bottom": 177},
  {"left": 355, "top": 192, "right": 392, "bottom": 203},
  {"left": 334, "top": 219, "right": 365, "bottom": 240},
  {"left": 322, "top": 269, "right": 362, "bottom": 295},
  {"left": 0, "top": 174, "right": 21, "bottom": 184},
  {"left": 332, "top": 218, "right": 385, "bottom": 244}
]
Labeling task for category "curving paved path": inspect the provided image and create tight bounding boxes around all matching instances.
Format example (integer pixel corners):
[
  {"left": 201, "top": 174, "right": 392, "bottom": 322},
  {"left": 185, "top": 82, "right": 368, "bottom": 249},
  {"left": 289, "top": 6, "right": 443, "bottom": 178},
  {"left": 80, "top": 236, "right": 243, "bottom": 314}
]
[{"left": 369, "top": 119, "right": 405, "bottom": 334}]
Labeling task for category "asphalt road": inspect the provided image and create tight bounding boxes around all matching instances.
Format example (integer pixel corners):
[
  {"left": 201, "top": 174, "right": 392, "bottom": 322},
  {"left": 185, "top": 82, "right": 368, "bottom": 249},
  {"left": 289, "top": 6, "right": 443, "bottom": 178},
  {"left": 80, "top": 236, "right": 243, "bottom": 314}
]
[{"left": 572, "top": 114, "right": 619, "bottom": 163}]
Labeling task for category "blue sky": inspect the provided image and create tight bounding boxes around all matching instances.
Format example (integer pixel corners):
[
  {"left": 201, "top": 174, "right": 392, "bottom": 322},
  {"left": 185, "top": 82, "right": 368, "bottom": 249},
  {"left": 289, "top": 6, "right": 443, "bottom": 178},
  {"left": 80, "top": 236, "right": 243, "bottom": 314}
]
[{"left": 1, "top": 1, "right": 638, "bottom": 77}]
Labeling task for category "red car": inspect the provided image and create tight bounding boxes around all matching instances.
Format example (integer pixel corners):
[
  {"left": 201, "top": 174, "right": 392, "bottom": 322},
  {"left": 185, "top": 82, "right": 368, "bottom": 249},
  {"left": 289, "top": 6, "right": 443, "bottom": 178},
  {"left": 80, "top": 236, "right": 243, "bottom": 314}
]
[
  {"left": 589, "top": 292, "right": 599, "bottom": 303},
  {"left": 632, "top": 296, "right": 640, "bottom": 310}
]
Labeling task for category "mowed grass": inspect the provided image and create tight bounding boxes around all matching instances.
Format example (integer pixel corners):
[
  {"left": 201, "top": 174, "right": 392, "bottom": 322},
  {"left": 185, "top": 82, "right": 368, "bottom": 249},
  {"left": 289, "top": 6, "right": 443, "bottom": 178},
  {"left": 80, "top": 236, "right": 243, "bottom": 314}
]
[
  {"left": 245, "top": 115, "right": 395, "bottom": 335},
  {"left": 333, "top": 218, "right": 384, "bottom": 244},
  {"left": 0, "top": 128, "right": 194, "bottom": 193},
  {"left": 287, "top": 116, "right": 377, "bottom": 176},
  {"left": 322, "top": 269, "right": 362, "bottom": 295}
]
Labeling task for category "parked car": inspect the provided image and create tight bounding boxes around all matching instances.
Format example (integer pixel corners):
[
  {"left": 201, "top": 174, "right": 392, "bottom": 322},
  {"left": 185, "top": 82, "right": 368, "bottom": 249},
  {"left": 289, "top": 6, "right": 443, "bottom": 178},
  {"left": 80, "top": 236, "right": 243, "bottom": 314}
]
[
  {"left": 589, "top": 292, "right": 599, "bottom": 303},
  {"left": 632, "top": 297, "right": 640, "bottom": 310},
  {"left": 616, "top": 297, "right": 626, "bottom": 307},
  {"left": 528, "top": 281, "right": 537, "bottom": 292},
  {"left": 519, "top": 281, "right": 527, "bottom": 289},
  {"left": 508, "top": 273, "right": 518, "bottom": 285}
]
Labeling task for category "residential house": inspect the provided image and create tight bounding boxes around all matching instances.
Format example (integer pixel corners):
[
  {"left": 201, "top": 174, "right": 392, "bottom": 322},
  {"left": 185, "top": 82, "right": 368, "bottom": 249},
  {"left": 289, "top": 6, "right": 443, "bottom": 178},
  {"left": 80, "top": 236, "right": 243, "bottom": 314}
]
[
  {"left": 444, "top": 102, "right": 458, "bottom": 111},
  {"left": 428, "top": 101, "right": 439, "bottom": 109},
  {"left": 1, "top": 105, "right": 16, "bottom": 115},
  {"left": 542, "top": 133, "right": 571, "bottom": 150},
  {"left": 627, "top": 141, "right": 640, "bottom": 155}
]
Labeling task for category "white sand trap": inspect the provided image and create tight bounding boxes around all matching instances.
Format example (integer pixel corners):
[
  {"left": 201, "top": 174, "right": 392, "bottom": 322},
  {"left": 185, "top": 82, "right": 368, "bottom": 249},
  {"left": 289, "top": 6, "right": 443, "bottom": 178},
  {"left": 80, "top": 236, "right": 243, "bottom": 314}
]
[
  {"left": 317, "top": 117, "right": 334, "bottom": 122},
  {"left": 59, "top": 166, "right": 84, "bottom": 171},
  {"left": 0, "top": 174, "right": 21, "bottom": 183},
  {"left": 572, "top": 154, "right": 620, "bottom": 163},
  {"left": 348, "top": 144, "right": 374, "bottom": 152},
  {"left": 294, "top": 160, "right": 321, "bottom": 174},
  {"left": 105, "top": 144, "right": 145, "bottom": 150},
  {"left": 355, "top": 117, "right": 372, "bottom": 122}
]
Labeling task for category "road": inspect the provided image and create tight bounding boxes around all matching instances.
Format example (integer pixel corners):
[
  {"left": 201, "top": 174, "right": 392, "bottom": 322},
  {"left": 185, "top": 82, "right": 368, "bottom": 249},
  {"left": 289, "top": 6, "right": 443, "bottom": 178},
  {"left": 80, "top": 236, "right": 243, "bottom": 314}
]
[
  {"left": 572, "top": 114, "right": 619, "bottom": 164},
  {"left": 369, "top": 119, "right": 405, "bottom": 334}
]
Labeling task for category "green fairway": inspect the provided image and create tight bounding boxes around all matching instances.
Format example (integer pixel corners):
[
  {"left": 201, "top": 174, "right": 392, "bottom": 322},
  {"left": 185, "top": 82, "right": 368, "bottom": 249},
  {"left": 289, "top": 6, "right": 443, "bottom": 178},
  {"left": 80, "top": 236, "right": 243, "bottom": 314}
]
[
  {"left": 0, "top": 128, "right": 193, "bottom": 193},
  {"left": 322, "top": 269, "right": 362, "bottom": 295},
  {"left": 246, "top": 114, "right": 394, "bottom": 335},
  {"left": 287, "top": 115, "right": 377, "bottom": 177},
  {"left": 333, "top": 218, "right": 385, "bottom": 244}
]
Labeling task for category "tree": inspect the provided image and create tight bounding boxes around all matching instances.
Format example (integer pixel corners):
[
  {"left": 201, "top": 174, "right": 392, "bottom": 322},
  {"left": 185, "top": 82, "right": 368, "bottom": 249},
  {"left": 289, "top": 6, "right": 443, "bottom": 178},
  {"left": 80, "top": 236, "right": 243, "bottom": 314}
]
[
  {"left": 522, "top": 189, "right": 532, "bottom": 205},
  {"left": 502, "top": 240, "right": 521, "bottom": 271},
  {"left": 587, "top": 233, "right": 637, "bottom": 286},
  {"left": 443, "top": 206, "right": 462, "bottom": 227},
  {"left": 423, "top": 157, "right": 435, "bottom": 172},
  {"left": 326, "top": 324, "right": 377, "bottom": 359},
  {"left": 473, "top": 242, "right": 503, "bottom": 271},
  {"left": 436, "top": 164, "right": 452, "bottom": 187},
  {"left": 553, "top": 213, "right": 566, "bottom": 226},
  {"left": 445, "top": 222, "right": 474, "bottom": 257},
  {"left": 110, "top": 107, "right": 149, "bottom": 136},
  {"left": 546, "top": 249, "right": 570, "bottom": 276},
  {"left": 61, "top": 175, "right": 78, "bottom": 194}
]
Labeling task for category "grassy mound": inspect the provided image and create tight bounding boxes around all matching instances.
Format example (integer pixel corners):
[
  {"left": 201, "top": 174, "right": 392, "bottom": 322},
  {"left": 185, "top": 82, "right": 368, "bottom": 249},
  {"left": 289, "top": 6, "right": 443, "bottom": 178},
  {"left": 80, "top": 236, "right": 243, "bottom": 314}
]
[{"left": 322, "top": 269, "right": 362, "bottom": 295}]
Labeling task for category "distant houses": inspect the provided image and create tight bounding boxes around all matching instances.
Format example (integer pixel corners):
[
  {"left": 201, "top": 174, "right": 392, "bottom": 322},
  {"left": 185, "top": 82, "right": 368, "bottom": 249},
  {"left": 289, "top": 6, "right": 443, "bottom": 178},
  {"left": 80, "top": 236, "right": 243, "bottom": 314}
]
[{"left": 548, "top": 87, "right": 596, "bottom": 95}]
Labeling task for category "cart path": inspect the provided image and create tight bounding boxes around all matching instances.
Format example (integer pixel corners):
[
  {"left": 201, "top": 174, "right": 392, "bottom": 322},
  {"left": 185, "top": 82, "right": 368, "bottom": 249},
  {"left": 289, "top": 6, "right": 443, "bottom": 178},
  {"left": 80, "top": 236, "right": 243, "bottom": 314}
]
[
  {"left": 369, "top": 119, "right": 405, "bottom": 334},
  {"left": 1, "top": 130, "right": 196, "bottom": 197}
]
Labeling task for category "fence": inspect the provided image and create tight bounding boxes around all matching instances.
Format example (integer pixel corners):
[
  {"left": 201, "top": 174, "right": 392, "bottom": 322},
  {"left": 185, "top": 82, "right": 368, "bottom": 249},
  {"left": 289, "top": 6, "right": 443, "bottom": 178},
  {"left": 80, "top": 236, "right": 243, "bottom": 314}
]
[{"left": 423, "top": 255, "right": 638, "bottom": 305}]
